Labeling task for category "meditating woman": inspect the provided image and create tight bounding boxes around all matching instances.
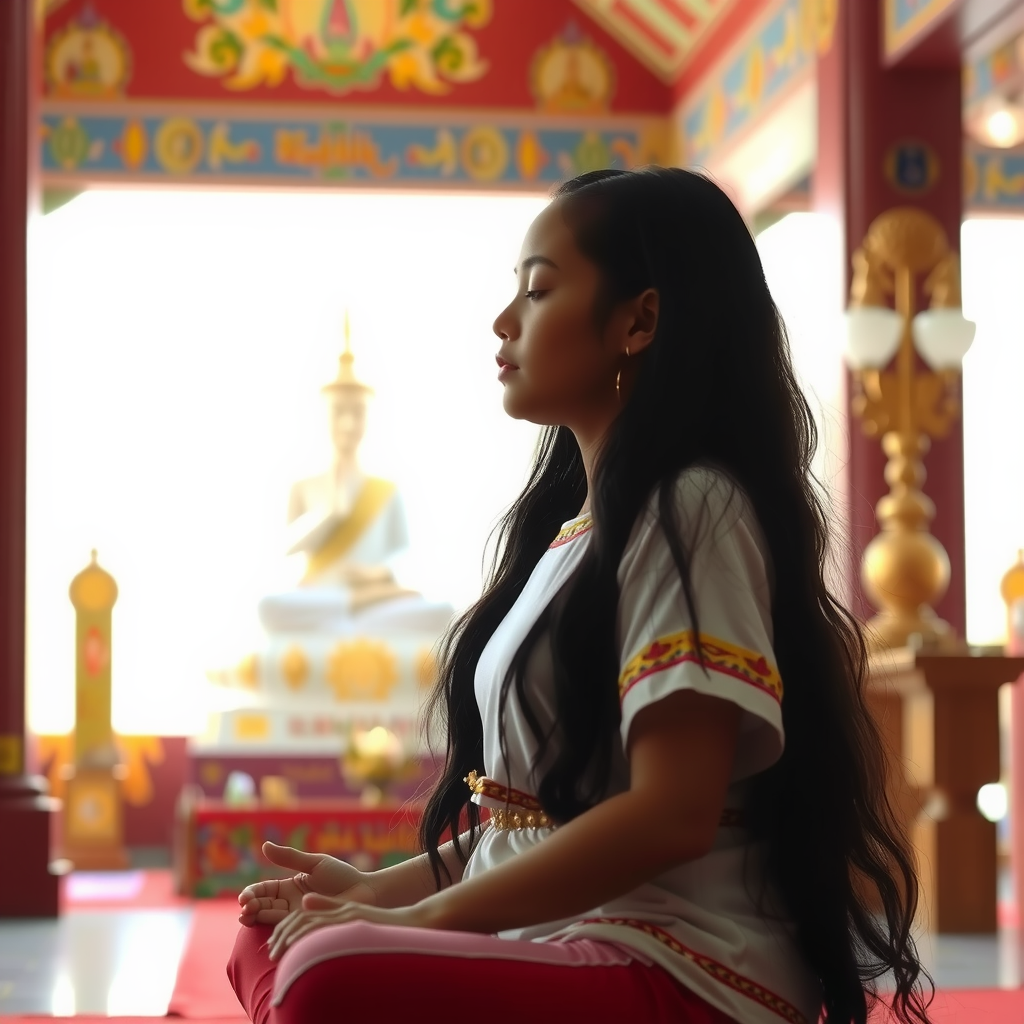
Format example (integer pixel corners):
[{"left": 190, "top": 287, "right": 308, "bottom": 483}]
[{"left": 229, "top": 167, "right": 931, "bottom": 1024}]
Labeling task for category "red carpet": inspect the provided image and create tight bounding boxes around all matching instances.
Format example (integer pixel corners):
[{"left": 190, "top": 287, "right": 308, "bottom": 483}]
[
  {"left": 167, "top": 899, "right": 247, "bottom": 1020},
  {"left": 871, "top": 988, "right": 1024, "bottom": 1023}
]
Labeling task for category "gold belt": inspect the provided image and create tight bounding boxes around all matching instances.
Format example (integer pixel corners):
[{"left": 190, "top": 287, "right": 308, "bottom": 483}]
[
  {"left": 465, "top": 771, "right": 554, "bottom": 830},
  {"left": 488, "top": 807, "right": 555, "bottom": 830},
  {"left": 465, "top": 771, "right": 745, "bottom": 831}
]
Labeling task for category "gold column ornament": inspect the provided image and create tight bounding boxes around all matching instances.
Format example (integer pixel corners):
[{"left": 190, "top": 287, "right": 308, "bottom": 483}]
[
  {"left": 846, "top": 207, "right": 975, "bottom": 651},
  {"left": 62, "top": 550, "right": 129, "bottom": 869}
]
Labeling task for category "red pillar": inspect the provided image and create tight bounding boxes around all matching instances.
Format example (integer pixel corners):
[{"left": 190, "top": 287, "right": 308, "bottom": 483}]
[
  {"left": 0, "top": 0, "right": 61, "bottom": 917},
  {"left": 814, "top": 0, "right": 965, "bottom": 636}
]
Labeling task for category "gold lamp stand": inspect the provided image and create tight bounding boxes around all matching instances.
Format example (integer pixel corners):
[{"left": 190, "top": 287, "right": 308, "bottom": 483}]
[{"left": 847, "top": 207, "right": 972, "bottom": 651}]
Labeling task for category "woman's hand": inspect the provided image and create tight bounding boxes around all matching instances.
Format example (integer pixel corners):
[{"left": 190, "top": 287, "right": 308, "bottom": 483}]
[
  {"left": 267, "top": 894, "right": 436, "bottom": 960},
  {"left": 237, "top": 842, "right": 377, "bottom": 926}
]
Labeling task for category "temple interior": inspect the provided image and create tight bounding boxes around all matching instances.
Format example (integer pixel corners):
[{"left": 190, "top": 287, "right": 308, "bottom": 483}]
[{"left": 4, "top": 0, "right": 1024, "bottom": 1020}]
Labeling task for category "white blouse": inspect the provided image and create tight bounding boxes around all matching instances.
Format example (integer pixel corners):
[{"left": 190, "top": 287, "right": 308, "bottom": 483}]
[{"left": 462, "top": 467, "right": 821, "bottom": 1024}]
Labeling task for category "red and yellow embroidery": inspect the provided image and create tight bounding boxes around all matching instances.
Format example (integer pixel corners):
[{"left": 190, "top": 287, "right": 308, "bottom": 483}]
[
  {"left": 464, "top": 771, "right": 544, "bottom": 811},
  {"left": 619, "top": 630, "right": 783, "bottom": 704},
  {"left": 578, "top": 917, "right": 807, "bottom": 1024},
  {"left": 549, "top": 515, "right": 593, "bottom": 548}
]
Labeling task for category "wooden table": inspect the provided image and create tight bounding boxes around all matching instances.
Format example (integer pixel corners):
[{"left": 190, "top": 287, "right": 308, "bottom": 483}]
[{"left": 866, "top": 646, "right": 1024, "bottom": 933}]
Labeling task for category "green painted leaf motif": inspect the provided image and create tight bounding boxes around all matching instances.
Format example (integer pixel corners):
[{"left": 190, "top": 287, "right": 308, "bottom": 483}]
[
  {"left": 256, "top": 0, "right": 278, "bottom": 10},
  {"left": 432, "top": 0, "right": 474, "bottom": 21},
  {"left": 210, "top": 0, "right": 246, "bottom": 14},
  {"left": 400, "top": 0, "right": 419, "bottom": 16},
  {"left": 208, "top": 28, "right": 243, "bottom": 69},
  {"left": 432, "top": 35, "right": 464, "bottom": 72}
]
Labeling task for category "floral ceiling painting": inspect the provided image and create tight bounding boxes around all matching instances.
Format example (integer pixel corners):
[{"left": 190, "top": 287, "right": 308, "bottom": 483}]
[{"left": 182, "top": 0, "right": 493, "bottom": 96}]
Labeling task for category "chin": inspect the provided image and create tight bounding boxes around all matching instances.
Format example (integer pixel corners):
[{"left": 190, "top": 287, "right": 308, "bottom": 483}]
[
  {"left": 501, "top": 391, "right": 555, "bottom": 427},
  {"left": 501, "top": 388, "right": 536, "bottom": 422}
]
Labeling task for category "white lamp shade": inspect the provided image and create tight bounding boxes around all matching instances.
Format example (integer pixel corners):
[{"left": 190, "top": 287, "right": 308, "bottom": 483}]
[
  {"left": 844, "top": 305, "right": 903, "bottom": 369},
  {"left": 912, "top": 308, "right": 976, "bottom": 370}
]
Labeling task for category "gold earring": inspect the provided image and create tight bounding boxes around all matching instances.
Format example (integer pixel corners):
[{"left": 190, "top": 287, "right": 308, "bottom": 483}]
[{"left": 615, "top": 347, "right": 630, "bottom": 404}]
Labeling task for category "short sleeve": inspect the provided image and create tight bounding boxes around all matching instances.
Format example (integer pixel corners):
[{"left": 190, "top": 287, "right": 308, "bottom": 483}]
[{"left": 616, "top": 467, "right": 783, "bottom": 780}]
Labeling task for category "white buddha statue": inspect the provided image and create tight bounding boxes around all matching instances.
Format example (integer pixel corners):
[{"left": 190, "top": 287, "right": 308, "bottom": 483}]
[{"left": 257, "top": 323, "right": 453, "bottom": 638}]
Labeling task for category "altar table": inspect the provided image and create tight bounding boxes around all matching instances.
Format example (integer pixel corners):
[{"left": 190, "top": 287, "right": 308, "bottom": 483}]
[
  {"left": 866, "top": 646, "right": 1024, "bottom": 933},
  {"left": 175, "top": 786, "right": 422, "bottom": 898}
]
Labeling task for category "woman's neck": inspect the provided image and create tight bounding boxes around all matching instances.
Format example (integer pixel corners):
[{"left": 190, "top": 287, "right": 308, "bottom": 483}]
[{"left": 572, "top": 417, "right": 614, "bottom": 520}]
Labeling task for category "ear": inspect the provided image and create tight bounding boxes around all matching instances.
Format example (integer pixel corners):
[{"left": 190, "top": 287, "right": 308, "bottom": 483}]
[{"left": 625, "top": 288, "right": 659, "bottom": 355}]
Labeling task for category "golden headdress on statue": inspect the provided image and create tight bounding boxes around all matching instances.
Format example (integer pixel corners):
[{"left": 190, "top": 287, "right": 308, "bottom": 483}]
[{"left": 322, "top": 312, "right": 373, "bottom": 395}]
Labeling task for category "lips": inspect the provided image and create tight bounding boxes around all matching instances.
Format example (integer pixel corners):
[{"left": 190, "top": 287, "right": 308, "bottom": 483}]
[{"left": 496, "top": 354, "right": 519, "bottom": 370}]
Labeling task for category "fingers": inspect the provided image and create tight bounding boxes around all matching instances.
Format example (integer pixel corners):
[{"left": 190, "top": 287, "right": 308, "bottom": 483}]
[
  {"left": 302, "top": 893, "right": 342, "bottom": 911},
  {"left": 239, "top": 894, "right": 288, "bottom": 921},
  {"left": 268, "top": 906, "right": 352, "bottom": 961},
  {"left": 237, "top": 877, "right": 283, "bottom": 906},
  {"left": 238, "top": 881, "right": 270, "bottom": 906},
  {"left": 262, "top": 842, "right": 321, "bottom": 872},
  {"left": 269, "top": 909, "right": 305, "bottom": 960},
  {"left": 238, "top": 907, "right": 288, "bottom": 926}
]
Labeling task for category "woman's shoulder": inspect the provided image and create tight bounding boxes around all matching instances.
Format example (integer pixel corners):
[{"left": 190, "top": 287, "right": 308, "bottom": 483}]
[
  {"left": 622, "top": 463, "right": 772, "bottom": 580},
  {"left": 635, "top": 462, "right": 752, "bottom": 536}
]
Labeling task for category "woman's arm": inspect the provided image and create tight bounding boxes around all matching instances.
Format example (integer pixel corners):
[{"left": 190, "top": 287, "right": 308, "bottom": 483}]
[
  {"left": 268, "top": 692, "right": 739, "bottom": 957},
  {"left": 413, "top": 690, "right": 740, "bottom": 933},
  {"left": 369, "top": 828, "right": 481, "bottom": 909}
]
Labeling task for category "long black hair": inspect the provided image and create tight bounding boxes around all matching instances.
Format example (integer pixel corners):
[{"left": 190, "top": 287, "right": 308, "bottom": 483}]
[{"left": 419, "top": 167, "right": 930, "bottom": 1023}]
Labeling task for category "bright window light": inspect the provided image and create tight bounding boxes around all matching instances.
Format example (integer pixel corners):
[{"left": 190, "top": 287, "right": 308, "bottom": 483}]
[
  {"left": 756, "top": 213, "right": 848, "bottom": 599},
  {"left": 29, "top": 189, "right": 547, "bottom": 735},
  {"left": 961, "top": 218, "right": 1024, "bottom": 645}
]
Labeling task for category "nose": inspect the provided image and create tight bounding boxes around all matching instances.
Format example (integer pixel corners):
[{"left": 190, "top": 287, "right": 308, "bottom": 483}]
[{"left": 492, "top": 301, "right": 517, "bottom": 342}]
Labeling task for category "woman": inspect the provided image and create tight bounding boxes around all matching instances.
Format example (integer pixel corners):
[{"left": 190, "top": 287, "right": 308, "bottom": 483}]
[{"left": 229, "top": 167, "right": 931, "bottom": 1024}]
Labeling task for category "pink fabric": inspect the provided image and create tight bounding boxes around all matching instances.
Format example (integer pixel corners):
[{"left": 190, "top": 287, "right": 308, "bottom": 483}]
[{"left": 228, "top": 923, "right": 741, "bottom": 1024}]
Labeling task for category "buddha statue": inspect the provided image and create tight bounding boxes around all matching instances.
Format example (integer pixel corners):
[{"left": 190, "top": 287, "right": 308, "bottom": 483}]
[
  {"left": 257, "top": 319, "right": 453, "bottom": 637},
  {"left": 195, "top": 321, "right": 452, "bottom": 780}
]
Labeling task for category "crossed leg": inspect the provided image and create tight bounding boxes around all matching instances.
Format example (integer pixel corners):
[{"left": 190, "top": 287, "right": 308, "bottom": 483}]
[{"left": 228, "top": 921, "right": 740, "bottom": 1024}]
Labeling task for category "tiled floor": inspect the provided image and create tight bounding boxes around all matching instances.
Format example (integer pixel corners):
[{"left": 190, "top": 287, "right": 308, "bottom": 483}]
[
  {"left": 0, "top": 882, "right": 1021, "bottom": 1016},
  {"left": 0, "top": 909, "right": 193, "bottom": 1016}
]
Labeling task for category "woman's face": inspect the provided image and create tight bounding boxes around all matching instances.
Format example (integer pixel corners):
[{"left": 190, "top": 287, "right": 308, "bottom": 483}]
[{"left": 492, "top": 202, "right": 620, "bottom": 428}]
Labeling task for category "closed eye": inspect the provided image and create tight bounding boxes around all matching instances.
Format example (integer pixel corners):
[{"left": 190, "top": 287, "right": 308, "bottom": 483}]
[{"left": 524, "top": 289, "right": 548, "bottom": 300}]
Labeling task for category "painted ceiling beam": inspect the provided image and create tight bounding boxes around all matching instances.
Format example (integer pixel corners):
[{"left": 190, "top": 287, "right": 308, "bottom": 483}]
[{"left": 884, "top": 0, "right": 1023, "bottom": 68}]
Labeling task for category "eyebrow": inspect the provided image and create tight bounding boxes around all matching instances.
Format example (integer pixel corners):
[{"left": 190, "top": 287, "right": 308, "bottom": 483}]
[{"left": 514, "top": 255, "right": 559, "bottom": 275}]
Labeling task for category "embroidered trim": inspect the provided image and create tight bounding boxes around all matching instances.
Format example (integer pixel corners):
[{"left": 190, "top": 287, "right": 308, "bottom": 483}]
[
  {"left": 465, "top": 771, "right": 544, "bottom": 812},
  {"left": 619, "top": 629, "right": 783, "bottom": 705},
  {"left": 577, "top": 917, "right": 807, "bottom": 1024},
  {"left": 549, "top": 515, "right": 594, "bottom": 548},
  {"left": 466, "top": 772, "right": 744, "bottom": 829}
]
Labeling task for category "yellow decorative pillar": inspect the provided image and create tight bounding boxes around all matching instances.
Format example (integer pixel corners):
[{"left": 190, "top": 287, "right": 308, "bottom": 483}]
[
  {"left": 62, "top": 550, "right": 129, "bottom": 869},
  {"left": 845, "top": 207, "right": 976, "bottom": 650}
]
